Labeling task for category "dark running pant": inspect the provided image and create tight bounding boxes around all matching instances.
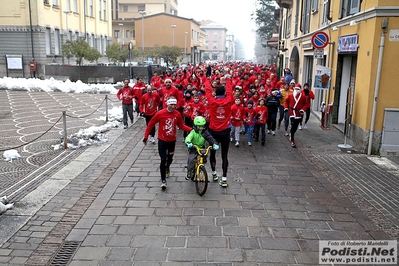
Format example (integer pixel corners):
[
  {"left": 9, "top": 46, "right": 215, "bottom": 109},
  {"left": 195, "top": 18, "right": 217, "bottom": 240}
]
[
  {"left": 300, "top": 108, "right": 311, "bottom": 125},
  {"left": 290, "top": 117, "right": 301, "bottom": 142},
  {"left": 158, "top": 140, "right": 176, "bottom": 181},
  {"left": 254, "top": 123, "right": 266, "bottom": 142},
  {"left": 122, "top": 103, "right": 134, "bottom": 126},
  {"left": 267, "top": 111, "right": 277, "bottom": 131},
  {"left": 209, "top": 128, "right": 231, "bottom": 177},
  {"left": 145, "top": 114, "right": 155, "bottom": 137}
]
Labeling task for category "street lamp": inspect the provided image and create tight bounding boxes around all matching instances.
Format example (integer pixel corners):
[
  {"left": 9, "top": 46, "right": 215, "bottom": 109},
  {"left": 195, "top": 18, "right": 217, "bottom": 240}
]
[
  {"left": 184, "top": 32, "right": 188, "bottom": 63},
  {"left": 139, "top": 11, "right": 146, "bottom": 51},
  {"left": 171, "top": 25, "right": 176, "bottom": 46},
  {"left": 64, "top": 10, "right": 71, "bottom": 65}
]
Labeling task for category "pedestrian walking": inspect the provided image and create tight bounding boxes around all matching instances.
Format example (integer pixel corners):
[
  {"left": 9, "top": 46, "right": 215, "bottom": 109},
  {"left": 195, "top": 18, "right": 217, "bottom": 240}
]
[
  {"left": 116, "top": 78, "right": 134, "bottom": 129},
  {"left": 143, "top": 97, "right": 192, "bottom": 189}
]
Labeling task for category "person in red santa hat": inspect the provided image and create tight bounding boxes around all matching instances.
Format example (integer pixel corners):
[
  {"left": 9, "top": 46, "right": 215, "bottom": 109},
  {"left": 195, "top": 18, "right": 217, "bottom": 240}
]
[{"left": 284, "top": 83, "right": 309, "bottom": 147}]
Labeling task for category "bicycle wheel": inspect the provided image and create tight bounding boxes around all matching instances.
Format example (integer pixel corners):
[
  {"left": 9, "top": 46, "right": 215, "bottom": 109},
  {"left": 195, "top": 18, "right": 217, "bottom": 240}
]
[{"left": 195, "top": 165, "right": 208, "bottom": 196}]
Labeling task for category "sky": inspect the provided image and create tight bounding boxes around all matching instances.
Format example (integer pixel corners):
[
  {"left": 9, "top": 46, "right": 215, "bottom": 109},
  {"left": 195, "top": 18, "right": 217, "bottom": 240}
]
[
  {"left": 178, "top": 0, "right": 257, "bottom": 60},
  {"left": 1, "top": 77, "right": 123, "bottom": 161}
]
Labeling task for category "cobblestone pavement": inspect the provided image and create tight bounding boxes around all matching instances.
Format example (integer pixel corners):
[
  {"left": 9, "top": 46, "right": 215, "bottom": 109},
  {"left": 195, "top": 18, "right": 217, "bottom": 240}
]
[
  {"left": 0, "top": 90, "right": 121, "bottom": 202},
  {"left": 0, "top": 92, "right": 398, "bottom": 265}
]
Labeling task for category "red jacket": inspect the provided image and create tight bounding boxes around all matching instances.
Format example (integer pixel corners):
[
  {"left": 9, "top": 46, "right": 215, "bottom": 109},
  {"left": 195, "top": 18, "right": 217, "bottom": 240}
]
[
  {"left": 181, "top": 98, "right": 193, "bottom": 118},
  {"left": 301, "top": 89, "right": 315, "bottom": 107},
  {"left": 144, "top": 108, "right": 191, "bottom": 141},
  {"left": 243, "top": 107, "right": 256, "bottom": 126},
  {"left": 116, "top": 86, "right": 134, "bottom": 105},
  {"left": 132, "top": 82, "right": 146, "bottom": 104},
  {"left": 190, "top": 101, "right": 206, "bottom": 120},
  {"left": 205, "top": 78, "right": 234, "bottom": 131},
  {"left": 158, "top": 86, "right": 180, "bottom": 109},
  {"left": 255, "top": 106, "right": 268, "bottom": 124},
  {"left": 284, "top": 92, "right": 309, "bottom": 119},
  {"left": 231, "top": 104, "right": 245, "bottom": 127},
  {"left": 140, "top": 92, "right": 160, "bottom": 116}
]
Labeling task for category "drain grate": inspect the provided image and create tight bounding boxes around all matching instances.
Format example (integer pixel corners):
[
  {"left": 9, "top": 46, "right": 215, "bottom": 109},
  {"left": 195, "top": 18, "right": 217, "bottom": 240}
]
[{"left": 47, "top": 241, "right": 81, "bottom": 266}]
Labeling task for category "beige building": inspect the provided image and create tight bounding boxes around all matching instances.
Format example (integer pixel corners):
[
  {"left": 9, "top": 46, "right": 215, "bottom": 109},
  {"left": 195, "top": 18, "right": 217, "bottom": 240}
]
[
  {"left": 200, "top": 20, "right": 228, "bottom": 62},
  {"left": 0, "top": 0, "right": 112, "bottom": 77},
  {"left": 277, "top": 0, "right": 399, "bottom": 154},
  {"left": 133, "top": 13, "right": 206, "bottom": 64}
]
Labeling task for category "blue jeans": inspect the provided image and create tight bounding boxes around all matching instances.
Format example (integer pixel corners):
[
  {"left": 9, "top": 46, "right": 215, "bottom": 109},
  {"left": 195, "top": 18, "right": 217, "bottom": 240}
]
[{"left": 244, "top": 125, "right": 254, "bottom": 142}]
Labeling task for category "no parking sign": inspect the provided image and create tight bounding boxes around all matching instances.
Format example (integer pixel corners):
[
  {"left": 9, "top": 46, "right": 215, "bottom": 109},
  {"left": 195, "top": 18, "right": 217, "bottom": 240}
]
[{"left": 311, "top": 32, "right": 329, "bottom": 49}]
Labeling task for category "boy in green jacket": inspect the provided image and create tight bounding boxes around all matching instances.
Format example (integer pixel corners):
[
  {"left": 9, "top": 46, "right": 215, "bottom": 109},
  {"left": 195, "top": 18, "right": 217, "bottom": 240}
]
[{"left": 184, "top": 116, "right": 219, "bottom": 180}]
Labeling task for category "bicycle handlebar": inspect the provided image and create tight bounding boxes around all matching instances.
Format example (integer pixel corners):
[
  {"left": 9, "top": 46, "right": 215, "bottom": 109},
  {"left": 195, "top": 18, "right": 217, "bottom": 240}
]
[{"left": 192, "top": 145, "right": 213, "bottom": 156}]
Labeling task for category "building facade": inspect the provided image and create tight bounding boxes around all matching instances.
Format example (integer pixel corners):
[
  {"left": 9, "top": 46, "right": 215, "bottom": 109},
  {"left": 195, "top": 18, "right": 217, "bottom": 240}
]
[
  {"left": 200, "top": 20, "right": 228, "bottom": 62},
  {"left": 0, "top": 0, "right": 112, "bottom": 78},
  {"left": 277, "top": 0, "right": 399, "bottom": 154},
  {"left": 133, "top": 13, "right": 206, "bottom": 64}
]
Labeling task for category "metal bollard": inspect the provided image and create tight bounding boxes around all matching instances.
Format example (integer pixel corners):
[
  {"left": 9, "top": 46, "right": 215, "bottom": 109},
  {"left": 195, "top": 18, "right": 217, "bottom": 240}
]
[{"left": 105, "top": 95, "right": 108, "bottom": 122}]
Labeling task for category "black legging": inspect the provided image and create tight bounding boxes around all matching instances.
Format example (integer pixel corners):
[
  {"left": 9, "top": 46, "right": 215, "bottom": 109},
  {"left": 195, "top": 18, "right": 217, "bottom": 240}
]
[
  {"left": 145, "top": 114, "right": 155, "bottom": 137},
  {"left": 209, "top": 128, "right": 231, "bottom": 177},
  {"left": 157, "top": 140, "right": 175, "bottom": 181},
  {"left": 290, "top": 118, "right": 301, "bottom": 142}
]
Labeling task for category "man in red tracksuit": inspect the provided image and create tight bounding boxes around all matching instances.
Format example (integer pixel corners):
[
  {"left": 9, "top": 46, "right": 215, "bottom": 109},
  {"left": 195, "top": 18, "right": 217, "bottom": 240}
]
[
  {"left": 284, "top": 84, "right": 309, "bottom": 148},
  {"left": 116, "top": 78, "right": 134, "bottom": 129},
  {"left": 132, "top": 77, "right": 146, "bottom": 117},
  {"left": 158, "top": 79, "right": 180, "bottom": 109},
  {"left": 205, "top": 73, "right": 234, "bottom": 187},
  {"left": 140, "top": 85, "right": 160, "bottom": 144},
  {"left": 143, "top": 97, "right": 192, "bottom": 190}
]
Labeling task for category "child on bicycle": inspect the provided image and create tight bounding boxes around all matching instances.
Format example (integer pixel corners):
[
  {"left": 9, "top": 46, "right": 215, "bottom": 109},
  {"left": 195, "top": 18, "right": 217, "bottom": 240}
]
[{"left": 184, "top": 116, "right": 219, "bottom": 180}]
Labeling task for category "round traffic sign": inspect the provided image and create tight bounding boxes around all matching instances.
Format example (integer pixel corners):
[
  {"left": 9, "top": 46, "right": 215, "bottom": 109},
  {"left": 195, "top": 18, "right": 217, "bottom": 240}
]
[{"left": 311, "top": 32, "right": 329, "bottom": 49}]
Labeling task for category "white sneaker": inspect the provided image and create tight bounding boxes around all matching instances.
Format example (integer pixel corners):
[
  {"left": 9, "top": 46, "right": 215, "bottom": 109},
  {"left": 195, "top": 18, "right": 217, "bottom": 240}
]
[
  {"left": 284, "top": 131, "right": 289, "bottom": 136},
  {"left": 304, "top": 123, "right": 308, "bottom": 129},
  {"left": 248, "top": 142, "right": 251, "bottom": 146},
  {"left": 298, "top": 124, "right": 302, "bottom": 130},
  {"left": 267, "top": 130, "right": 271, "bottom": 134},
  {"left": 271, "top": 131, "right": 275, "bottom": 136},
  {"left": 230, "top": 137, "right": 233, "bottom": 142},
  {"left": 235, "top": 141, "right": 239, "bottom": 147},
  {"left": 150, "top": 137, "right": 156, "bottom": 143}
]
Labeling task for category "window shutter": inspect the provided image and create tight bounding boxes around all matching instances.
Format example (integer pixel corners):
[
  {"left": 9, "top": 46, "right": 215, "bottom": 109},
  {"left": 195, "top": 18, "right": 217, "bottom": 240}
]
[{"left": 349, "top": 0, "right": 360, "bottom": 14}]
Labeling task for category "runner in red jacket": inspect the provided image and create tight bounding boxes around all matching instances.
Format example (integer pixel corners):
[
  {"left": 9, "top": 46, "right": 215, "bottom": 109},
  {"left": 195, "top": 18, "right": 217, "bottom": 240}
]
[
  {"left": 158, "top": 79, "right": 180, "bottom": 109},
  {"left": 204, "top": 74, "right": 234, "bottom": 187},
  {"left": 140, "top": 85, "right": 160, "bottom": 144},
  {"left": 284, "top": 84, "right": 309, "bottom": 147},
  {"left": 132, "top": 77, "right": 146, "bottom": 117},
  {"left": 143, "top": 97, "right": 192, "bottom": 190},
  {"left": 116, "top": 78, "right": 134, "bottom": 129}
]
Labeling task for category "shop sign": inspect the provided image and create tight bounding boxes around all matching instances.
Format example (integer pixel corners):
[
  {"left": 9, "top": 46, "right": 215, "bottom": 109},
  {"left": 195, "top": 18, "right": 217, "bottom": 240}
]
[{"left": 338, "top": 34, "right": 358, "bottom": 52}]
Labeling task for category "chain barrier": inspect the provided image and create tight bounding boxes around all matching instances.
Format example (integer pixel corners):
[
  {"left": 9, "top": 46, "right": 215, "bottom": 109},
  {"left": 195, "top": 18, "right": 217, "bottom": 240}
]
[
  {"left": 0, "top": 115, "right": 63, "bottom": 152},
  {"left": 65, "top": 97, "right": 106, "bottom": 119},
  {"left": 1, "top": 95, "right": 113, "bottom": 152}
]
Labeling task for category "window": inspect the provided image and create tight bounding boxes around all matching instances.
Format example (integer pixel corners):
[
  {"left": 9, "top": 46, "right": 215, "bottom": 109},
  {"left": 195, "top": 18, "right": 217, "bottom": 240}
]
[
  {"left": 123, "top": 5, "right": 128, "bottom": 12},
  {"left": 89, "top": 0, "right": 93, "bottom": 16},
  {"left": 339, "top": 0, "right": 360, "bottom": 18},
  {"left": 206, "top": 41, "right": 209, "bottom": 49},
  {"left": 294, "top": 0, "right": 300, "bottom": 37},
  {"left": 114, "top": 30, "right": 119, "bottom": 38},
  {"left": 322, "top": 0, "right": 329, "bottom": 25},
  {"left": 54, "top": 29, "right": 60, "bottom": 54},
  {"left": 138, "top": 5, "right": 145, "bottom": 12},
  {"left": 103, "top": 0, "right": 106, "bottom": 20},
  {"left": 213, "top": 31, "right": 217, "bottom": 37},
  {"left": 52, "top": 0, "right": 58, "bottom": 5},
  {"left": 91, "top": 34, "right": 94, "bottom": 47},
  {"left": 45, "top": 28, "right": 51, "bottom": 54},
  {"left": 312, "top": 0, "right": 318, "bottom": 12},
  {"left": 126, "top": 30, "right": 130, "bottom": 38},
  {"left": 73, "top": 0, "right": 77, "bottom": 12},
  {"left": 302, "top": 0, "right": 311, "bottom": 34},
  {"left": 213, "top": 41, "right": 217, "bottom": 49},
  {"left": 66, "top": 0, "right": 70, "bottom": 11},
  {"left": 68, "top": 31, "right": 72, "bottom": 41},
  {"left": 75, "top": 31, "right": 79, "bottom": 40},
  {"left": 100, "top": 35, "right": 103, "bottom": 54},
  {"left": 98, "top": 0, "right": 101, "bottom": 18}
]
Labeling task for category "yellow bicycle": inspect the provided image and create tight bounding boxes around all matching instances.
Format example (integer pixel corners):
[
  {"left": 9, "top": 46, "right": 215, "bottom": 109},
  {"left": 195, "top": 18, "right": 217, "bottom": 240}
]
[{"left": 188, "top": 145, "right": 213, "bottom": 196}]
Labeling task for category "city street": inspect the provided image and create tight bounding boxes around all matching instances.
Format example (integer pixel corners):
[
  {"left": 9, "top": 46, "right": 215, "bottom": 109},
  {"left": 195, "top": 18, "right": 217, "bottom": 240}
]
[{"left": 0, "top": 90, "right": 398, "bottom": 265}]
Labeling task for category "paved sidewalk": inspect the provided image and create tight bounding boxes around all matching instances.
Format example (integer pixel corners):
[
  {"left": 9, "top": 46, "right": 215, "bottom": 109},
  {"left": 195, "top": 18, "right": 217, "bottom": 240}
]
[{"left": 0, "top": 112, "right": 398, "bottom": 265}]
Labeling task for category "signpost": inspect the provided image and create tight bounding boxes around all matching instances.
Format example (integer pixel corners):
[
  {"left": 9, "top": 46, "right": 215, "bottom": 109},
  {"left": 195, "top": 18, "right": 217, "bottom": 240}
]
[{"left": 314, "top": 49, "right": 324, "bottom": 59}]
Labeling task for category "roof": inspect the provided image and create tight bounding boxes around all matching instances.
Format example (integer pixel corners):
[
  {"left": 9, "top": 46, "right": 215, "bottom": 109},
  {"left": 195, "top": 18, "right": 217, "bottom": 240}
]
[{"left": 133, "top": 12, "right": 202, "bottom": 26}]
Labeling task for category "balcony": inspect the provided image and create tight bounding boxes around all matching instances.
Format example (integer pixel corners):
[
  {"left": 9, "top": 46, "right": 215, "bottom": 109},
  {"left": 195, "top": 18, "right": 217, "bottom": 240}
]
[{"left": 276, "top": 0, "right": 292, "bottom": 9}]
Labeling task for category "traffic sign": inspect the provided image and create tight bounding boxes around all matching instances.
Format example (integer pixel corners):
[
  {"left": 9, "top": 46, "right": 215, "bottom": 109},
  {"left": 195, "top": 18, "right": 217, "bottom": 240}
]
[
  {"left": 311, "top": 32, "right": 329, "bottom": 49},
  {"left": 314, "top": 49, "right": 324, "bottom": 59}
]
